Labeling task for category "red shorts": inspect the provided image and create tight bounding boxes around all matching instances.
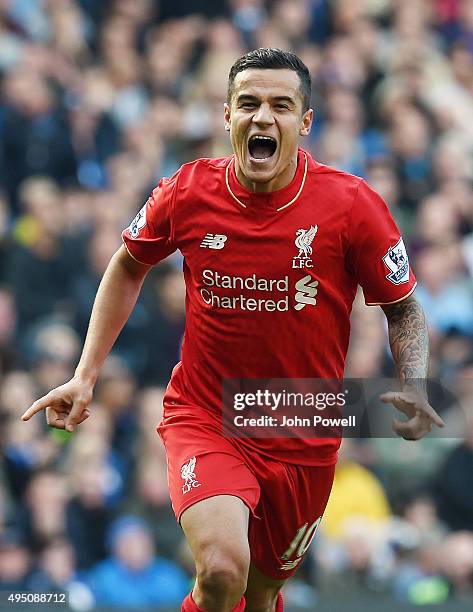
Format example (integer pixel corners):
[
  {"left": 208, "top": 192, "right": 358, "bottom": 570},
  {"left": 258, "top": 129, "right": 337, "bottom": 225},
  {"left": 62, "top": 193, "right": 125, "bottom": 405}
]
[{"left": 157, "top": 404, "right": 335, "bottom": 580}]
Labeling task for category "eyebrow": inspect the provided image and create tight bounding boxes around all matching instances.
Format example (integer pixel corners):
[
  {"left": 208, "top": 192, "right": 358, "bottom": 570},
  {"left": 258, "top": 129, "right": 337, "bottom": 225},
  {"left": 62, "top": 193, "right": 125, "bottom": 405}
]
[{"left": 236, "top": 94, "right": 296, "bottom": 105}]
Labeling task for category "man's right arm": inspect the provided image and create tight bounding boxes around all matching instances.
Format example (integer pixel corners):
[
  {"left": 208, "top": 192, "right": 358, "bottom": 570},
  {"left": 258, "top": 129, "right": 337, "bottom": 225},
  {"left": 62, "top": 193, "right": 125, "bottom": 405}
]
[{"left": 21, "top": 245, "right": 151, "bottom": 431}]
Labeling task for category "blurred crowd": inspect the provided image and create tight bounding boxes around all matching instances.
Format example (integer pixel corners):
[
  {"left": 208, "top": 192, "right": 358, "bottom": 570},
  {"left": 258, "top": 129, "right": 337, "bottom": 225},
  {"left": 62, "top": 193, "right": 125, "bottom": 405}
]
[{"left": 1, "top": 0, "right": 473, "bottom": 609}]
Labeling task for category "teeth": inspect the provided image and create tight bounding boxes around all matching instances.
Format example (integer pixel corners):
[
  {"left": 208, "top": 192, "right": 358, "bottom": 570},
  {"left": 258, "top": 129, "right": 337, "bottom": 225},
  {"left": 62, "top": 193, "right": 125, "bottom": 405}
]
[{"left": 252, "top": 135, "right": 274, "bottom": 142}]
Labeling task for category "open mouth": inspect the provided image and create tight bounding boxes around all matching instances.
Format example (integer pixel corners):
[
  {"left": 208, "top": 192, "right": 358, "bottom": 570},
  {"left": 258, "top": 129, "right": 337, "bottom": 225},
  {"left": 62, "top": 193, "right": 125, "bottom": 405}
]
[{"left": 248, "top": 135, "right": 277, "bottom": 161}]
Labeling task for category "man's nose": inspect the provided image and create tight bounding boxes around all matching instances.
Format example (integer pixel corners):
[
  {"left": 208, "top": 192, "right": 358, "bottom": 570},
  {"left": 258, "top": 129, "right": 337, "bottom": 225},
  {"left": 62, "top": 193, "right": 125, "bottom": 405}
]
[{"left": 252, "top": 103, "right": 274, "bottom": 125}]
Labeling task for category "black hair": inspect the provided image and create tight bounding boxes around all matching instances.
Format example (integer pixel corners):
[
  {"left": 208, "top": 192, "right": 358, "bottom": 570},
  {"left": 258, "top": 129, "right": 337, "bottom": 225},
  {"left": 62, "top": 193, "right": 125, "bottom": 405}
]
[{"left": 228, "top": 48, "right": 311, "bottom": 112}]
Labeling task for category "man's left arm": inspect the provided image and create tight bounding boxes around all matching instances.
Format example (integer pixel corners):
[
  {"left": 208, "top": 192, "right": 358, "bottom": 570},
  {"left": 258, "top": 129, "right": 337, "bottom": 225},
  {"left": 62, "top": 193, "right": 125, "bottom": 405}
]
[{"left": 381, "top": 295, "right": 445, "bottom": 440}]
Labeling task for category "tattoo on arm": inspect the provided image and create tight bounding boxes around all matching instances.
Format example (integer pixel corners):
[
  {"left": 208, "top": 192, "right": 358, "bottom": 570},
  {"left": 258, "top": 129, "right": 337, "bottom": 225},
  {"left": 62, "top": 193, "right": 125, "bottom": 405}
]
[{"left": 382, "top": 296, "right": 429, "bottom": 394}]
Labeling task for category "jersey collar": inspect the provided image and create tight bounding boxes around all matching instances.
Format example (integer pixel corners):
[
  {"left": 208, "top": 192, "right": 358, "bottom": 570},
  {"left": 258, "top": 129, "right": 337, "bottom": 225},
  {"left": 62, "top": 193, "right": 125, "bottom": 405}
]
[{"left": 225, "top": 148, "right": 308, "bottom": 212}]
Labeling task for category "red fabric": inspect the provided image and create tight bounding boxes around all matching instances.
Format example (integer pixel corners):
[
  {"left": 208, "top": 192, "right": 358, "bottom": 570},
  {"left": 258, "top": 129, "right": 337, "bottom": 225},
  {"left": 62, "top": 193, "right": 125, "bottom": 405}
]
[
  {"left": 346, "top": 180, "right": 415, "bottom": 305},
  {"left": 435, "top": 0, "right": 459, "bottom": 21},
  {"left": 233, "top": 596, "right": 246, "bottom": 611},
  {"left": 124, "top": 149, "right": 416, "bottom": 466},
  {"left": 276, "top": 591, "right": 284, "bottom": 612},
  {"left": 158, "top": 411, "right": 335, "bottom": 580},
  {"left": 181, "top": 592, "right": 204, "bottom": 612},
  {"left": 181, "top": 593, "right": 245, "bottom": 611}
]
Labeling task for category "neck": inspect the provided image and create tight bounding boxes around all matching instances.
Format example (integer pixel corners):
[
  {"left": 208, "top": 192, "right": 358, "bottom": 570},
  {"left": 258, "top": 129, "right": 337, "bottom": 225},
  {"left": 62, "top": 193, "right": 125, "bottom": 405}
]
[{"left": 235, "top": 153, "right": 298, "bottom": 193}]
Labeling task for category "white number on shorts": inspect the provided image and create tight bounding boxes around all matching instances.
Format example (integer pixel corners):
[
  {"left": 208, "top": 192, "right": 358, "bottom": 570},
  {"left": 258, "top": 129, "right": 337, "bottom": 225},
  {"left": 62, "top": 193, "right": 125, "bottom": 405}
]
[{"left": 280, "top": 516, "right": 322, "bottom": 571}]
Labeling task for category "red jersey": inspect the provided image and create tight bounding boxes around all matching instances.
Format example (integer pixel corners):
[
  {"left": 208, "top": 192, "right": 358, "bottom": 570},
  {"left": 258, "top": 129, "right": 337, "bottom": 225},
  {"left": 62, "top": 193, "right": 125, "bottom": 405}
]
[{"left": 122, "top": 148, "right": 416, "bottom": 466}]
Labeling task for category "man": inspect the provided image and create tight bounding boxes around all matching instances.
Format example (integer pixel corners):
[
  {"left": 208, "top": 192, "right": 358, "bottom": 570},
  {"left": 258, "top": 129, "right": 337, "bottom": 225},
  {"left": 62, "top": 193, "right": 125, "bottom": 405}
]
[
  {"left": 22, "top": 49, "right": 444, "bottom": 612},
  {"left": 87, "top": 515, "right": 189, "bottom": 607}
]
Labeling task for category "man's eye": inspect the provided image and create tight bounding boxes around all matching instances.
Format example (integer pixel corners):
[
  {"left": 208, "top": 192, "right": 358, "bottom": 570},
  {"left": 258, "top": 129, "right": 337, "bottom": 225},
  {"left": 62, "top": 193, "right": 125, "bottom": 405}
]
[
  {"left": 275, "top": 104, "right": 290, "bottom": 110},
  {"left": 240, "top": 103, "right": 257, "bottom": 109}
]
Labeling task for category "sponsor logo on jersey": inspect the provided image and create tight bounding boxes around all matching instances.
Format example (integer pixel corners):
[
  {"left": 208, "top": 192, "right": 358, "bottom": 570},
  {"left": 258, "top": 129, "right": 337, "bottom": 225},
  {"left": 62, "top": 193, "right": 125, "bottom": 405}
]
[
  {"left": 200, "top": 270, "right": 289, "bottom": 312},
  {"left": 293, "top": 225, "right": 317, "bottom": 268},
  {"left": 200, "top": 234, "right": 228, "bottom": 249},
  {"left": 294, "top": 275, "right": 318, "bottom": 310},
  {"left": 129, "top": 204, "right": 147, "bottom": 238},
  {"left": 199, "top": 269, "right": 318, "bottom": 312},
  {"left": 181, "top": 456, "right": 202, "bottom": 495},
  {"left": 383, "top": 238, "right": 409, "bottom": 284}
]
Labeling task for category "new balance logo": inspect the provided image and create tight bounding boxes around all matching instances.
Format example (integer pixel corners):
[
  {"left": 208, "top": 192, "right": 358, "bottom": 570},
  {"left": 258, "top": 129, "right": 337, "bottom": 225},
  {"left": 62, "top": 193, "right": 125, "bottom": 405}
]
[
  {"left": 294, "top": 275, "right": 318, "bottom": 310},
  {"left": 200, "top": 234, "right": 228, "bottom": 249}
]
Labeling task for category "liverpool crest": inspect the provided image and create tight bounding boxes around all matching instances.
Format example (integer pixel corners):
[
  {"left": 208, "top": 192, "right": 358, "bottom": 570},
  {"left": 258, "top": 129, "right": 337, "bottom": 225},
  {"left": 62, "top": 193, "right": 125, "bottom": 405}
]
[
  {"left": 293, "top": 225, "right": 318, "bottom": 268},
  {"left": 181, "top": 456, "right": 202, "bottom": 494}
]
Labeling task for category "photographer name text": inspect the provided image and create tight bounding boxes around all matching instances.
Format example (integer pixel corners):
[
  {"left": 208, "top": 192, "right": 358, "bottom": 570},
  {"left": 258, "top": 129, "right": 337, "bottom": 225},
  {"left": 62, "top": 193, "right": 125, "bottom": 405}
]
[{"left": 233, "top": 414, "right": 356, "bottom": 428}]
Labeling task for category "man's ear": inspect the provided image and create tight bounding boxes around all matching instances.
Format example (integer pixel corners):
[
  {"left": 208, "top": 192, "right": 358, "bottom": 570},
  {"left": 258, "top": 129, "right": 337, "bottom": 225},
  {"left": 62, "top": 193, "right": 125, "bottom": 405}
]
[
  {"left": 224, "top": 103, "right": 231, "bottom": 131},
  {"left": 300, "top": 108, "right": 314, "bottom": 137}
]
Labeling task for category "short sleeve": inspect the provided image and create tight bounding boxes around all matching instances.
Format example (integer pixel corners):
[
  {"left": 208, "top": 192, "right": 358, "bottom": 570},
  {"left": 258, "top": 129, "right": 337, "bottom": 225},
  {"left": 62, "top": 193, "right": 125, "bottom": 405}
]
[
  {"left": 347, "top": 180, "right": 417, "bottom": 306},
  {"left": 121, "top": 174, "right": 177, "bottom": 266}
]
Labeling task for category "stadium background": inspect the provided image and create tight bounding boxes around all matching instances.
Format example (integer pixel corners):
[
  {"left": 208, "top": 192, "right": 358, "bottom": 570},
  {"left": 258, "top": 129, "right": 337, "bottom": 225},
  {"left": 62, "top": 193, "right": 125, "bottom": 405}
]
[{"left": 1, "top": 0, "right": 473, "bottom": 610}]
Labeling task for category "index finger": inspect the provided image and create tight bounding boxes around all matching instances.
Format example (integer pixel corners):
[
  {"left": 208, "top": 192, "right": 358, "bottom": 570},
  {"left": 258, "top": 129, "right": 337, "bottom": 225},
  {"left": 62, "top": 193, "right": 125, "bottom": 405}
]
[
  {"left": 21, "top": 394, "right": 54, "bottom": 421},
  {"left": 417, "top": 403, "right": 445, "bottom": 429},
  {"left": 380, "top": 391, "right": 445, "bottom": 429}
]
